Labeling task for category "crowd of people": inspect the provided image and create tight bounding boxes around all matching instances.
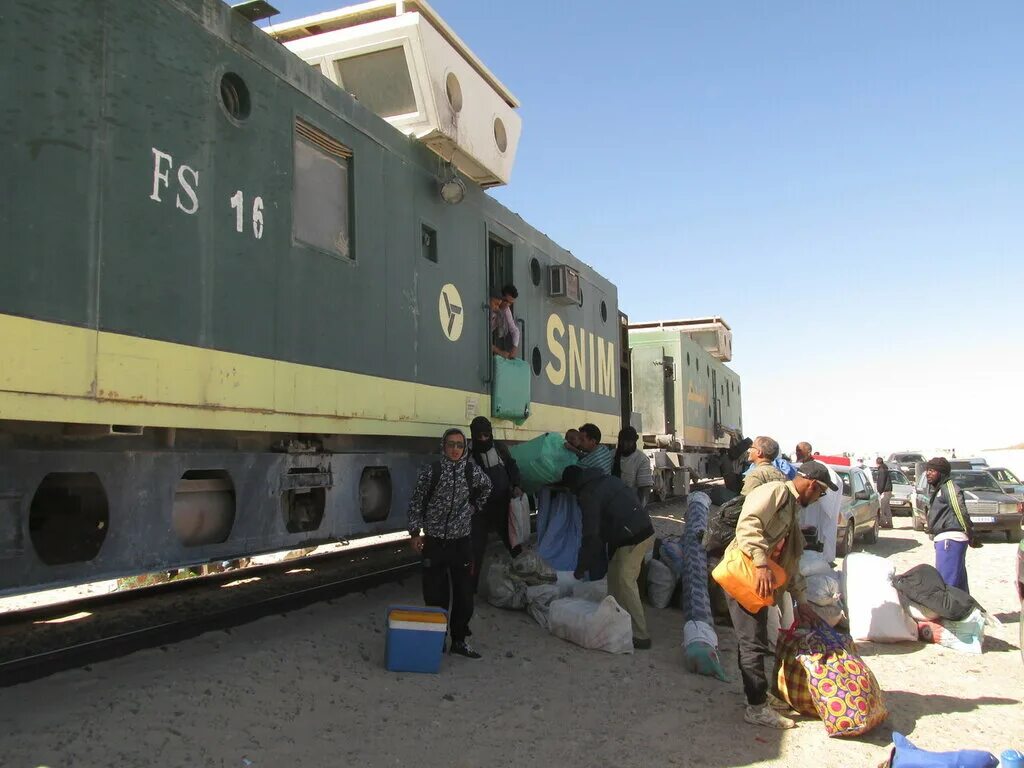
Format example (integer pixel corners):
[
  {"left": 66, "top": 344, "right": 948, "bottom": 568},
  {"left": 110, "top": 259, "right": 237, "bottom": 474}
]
[
  {"left": 406, "top": 419, "right": 657, "bottom": 659},
  {"left": 405, "top": 422, "right": 978, "bottom": 729}
]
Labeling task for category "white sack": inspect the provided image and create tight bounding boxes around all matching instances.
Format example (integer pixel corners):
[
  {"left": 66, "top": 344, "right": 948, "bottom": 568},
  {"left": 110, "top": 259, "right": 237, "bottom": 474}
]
[
  {"left": 485, "top": 563, "right": 528, "bottom": 610},
  {"left": 526, "top": 583, "right": 563, "bottom": 630},
  {"left": 548, "top": 596, "right": 634, "bottom": 654},
  {"left": 646, "top": 558, "right": 677, "bottom": 609},
  {"left": 842, "top": 552, "right": 917, "bottom": 642}
]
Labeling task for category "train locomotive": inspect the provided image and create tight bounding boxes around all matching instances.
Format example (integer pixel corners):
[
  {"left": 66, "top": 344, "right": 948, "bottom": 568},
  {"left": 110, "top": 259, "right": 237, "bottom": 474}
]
[
  {"left": 0, "top": 0, "right": 627, "bottom": 596},
  {"left": 0, "top": 0, "right": 742, "bottom": 598}
]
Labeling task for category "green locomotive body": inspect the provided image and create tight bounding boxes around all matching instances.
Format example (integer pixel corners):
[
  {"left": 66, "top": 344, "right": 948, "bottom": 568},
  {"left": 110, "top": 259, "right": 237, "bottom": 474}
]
[{"left": 0, "top": 0, "right": 621, "bottom": 594}]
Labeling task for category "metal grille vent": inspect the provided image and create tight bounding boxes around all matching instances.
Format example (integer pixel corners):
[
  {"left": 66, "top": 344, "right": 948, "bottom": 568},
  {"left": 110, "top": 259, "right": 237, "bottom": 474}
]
[{"left": 295, "top": 119, "right": 352, "bottom": 159}]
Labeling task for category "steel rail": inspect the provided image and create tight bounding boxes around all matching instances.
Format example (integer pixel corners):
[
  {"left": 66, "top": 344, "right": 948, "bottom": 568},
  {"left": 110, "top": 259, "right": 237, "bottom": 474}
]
[{"left": 0, "top": 557, "right": 419, "bottom": 688}]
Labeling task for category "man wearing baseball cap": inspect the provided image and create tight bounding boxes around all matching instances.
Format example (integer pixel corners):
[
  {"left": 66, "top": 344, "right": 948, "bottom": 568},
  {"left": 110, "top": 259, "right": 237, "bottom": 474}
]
[
  {"left": 924, "top": 456, "right": 975, "bottom": 593},
  {"left": 725, "top": 460, "right": 838, "bottom": 729}
]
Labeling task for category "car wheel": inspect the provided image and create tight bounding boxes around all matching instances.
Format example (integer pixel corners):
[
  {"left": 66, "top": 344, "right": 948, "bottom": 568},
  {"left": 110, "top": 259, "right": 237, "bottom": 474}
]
[
  {"left": 837, "top": 522, "right": 855, "bottom": 558},
  {"left": 1007, "top": 528, "right": 1022, "bottom": 544},
  {"left": 864, "top": 513, "right": 879, "bottom": 545}
]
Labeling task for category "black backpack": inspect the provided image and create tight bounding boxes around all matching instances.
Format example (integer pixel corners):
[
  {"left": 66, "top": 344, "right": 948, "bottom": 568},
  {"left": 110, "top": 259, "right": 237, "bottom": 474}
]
[
  {"left": 893, "top": 563, "right": 978, "bottom": 621},
  {"left": 702, "top": 494, "right": 745, "bottom": 557}
]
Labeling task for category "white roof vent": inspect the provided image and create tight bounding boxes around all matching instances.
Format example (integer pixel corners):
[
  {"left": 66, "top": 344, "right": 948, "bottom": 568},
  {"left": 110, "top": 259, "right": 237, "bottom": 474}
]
[
  {"left": 267, "top": 1, "right": 521, "bottom": 188},
  {"left": 629, "top": 317, "right": 733, "bottom": 362}
]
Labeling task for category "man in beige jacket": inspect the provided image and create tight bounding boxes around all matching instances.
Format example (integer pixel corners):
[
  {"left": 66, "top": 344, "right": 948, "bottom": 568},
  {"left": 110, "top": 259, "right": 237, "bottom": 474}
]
[
  {"left": 741, "top": 436, "right": 787, "bottom": 496},
  {"left": 725, "top": 461, "right": 838, "bottom": 729}
]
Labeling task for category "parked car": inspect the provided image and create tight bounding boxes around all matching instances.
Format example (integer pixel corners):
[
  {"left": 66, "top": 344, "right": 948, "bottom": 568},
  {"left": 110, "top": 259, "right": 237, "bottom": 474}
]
[
  {"left": 985, "top": 467, "right": 1024, "bottom": 498},
  {"left": 888, "top": 452, "right": 927, "bottom": 481},
  {"left": 834, "top": 465, "right": 881, "bottom": 557},
  {"left": 870, "top": 466, "right": 914, "bottom": 516},
  {"left": 911, "top": 469, "right": 1024, "bottom": 542}
]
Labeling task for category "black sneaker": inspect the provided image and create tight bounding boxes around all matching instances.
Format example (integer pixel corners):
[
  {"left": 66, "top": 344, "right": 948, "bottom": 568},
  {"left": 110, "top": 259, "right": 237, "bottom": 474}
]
[
  {"left": 633, "top": 638, "right": 652, "bottom": 650},
  {"left": 449, "top": 640, "right": 482, "bottom": 659}
]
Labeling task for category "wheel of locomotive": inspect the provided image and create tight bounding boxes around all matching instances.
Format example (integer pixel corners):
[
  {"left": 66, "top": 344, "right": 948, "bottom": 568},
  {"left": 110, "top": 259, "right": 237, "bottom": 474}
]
[{"left": 863, "top": 513, "right": 879, "bottom": 545}]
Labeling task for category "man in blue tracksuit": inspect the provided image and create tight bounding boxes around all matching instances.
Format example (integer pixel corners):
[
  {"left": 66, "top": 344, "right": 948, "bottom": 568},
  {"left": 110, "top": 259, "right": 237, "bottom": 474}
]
[{"left": 924, "top": 456, "right": 975, "bottom": 593}]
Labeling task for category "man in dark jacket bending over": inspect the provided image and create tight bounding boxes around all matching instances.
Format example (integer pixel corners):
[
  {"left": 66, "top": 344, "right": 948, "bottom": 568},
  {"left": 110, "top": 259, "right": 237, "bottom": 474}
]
[{"left": 561, "top": 465, "right": 656, "bottom": 649}]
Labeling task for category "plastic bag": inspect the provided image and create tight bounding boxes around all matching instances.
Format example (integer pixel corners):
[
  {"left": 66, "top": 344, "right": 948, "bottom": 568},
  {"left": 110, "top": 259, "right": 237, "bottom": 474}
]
[
  {"left": 890, "top": 732, "right": 998, "bottom": 768},
  {"left": 508, "top": 495, "right": 531, "bottom": 550},
  {"left": 646, "top": 558, "right": 677, "bottom": 609},
  {"left": 917, "top": 608, "right": 986, "bottom": 654},
  {"left": 535, "top": 488, "right": 582, "bottom": 572},
  {"left": 571, "top": 578, "right": 608, "bottom": 602},
  {"left": 485, "top": 563, "right": 527, "bottom": 610},
  {"left": 507, "top": 433, "right": 579, "bottom": 493},
  {"left": 842, "top": 553, "right": 917, "bottom": 642},
  {"left": 776, "top": 623, "right": 887, "bottom": 737},
  {"left": 712, "top": 546, "right": 787, "bottom": 613},
  {"left": 548, "top": 596, "right": 634, "bottom": 654},
  {"left": 512, "top": 550, "right": 557, "bottom": 585},
  {"left": 525, "top": 584, "right": 563, "bottom": 630}
]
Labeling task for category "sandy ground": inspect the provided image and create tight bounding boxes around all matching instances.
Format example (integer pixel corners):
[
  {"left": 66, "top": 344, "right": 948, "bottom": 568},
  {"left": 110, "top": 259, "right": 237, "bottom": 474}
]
[{"left": 0, "top": 505, "right": 1020, "bottom": 768}]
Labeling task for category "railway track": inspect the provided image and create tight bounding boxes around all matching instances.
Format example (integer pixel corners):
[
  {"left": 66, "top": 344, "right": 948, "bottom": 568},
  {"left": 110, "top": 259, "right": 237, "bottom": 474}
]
[{"left": 0, "top": 541, "right": 419, "bottom": 688}]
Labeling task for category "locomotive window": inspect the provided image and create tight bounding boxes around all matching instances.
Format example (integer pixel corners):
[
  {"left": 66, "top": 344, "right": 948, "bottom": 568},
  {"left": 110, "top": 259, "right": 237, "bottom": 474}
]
[
  {"left": 421, "top": 223, "right": 438, "bottom": 263},
  {"left": 293, "top": 120, "right": 353, "bottom": 260},
  {"left": 335, "top": 47, "right": 417, "bottom": 118}
]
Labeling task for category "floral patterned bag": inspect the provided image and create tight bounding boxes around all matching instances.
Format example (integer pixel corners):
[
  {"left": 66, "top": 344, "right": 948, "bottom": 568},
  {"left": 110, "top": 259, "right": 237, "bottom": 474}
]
[{"left": 775, "top": 622, "right": 887, "bottom": 737}]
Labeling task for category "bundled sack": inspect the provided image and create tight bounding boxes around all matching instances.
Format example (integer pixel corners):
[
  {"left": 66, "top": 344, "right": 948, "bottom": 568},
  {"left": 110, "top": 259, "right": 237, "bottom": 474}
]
[
  {"left": 548, "top": 596, "right": 634, "bottom": 654},
  {"left": 842, "top": 553, "right": 917, "bottom": 642},
  {"left": 507, "top": 433, "right": 579, "bottom": 493},
  {"left": 511, "top": 550, "right": 557, "bottom": 586},
  {"left": 800, "top": 551, "right": 844, "bottom": 628},
  {"left": 712, "top": 546, "right": 787, "bottom": 613},
  {"left": 892, "top": 564, "right": 978, "bottom": 621},
  {"left": 525, "top": 583, "right": 564, "bottom": 630},
  {"left": 916, "top": 608, "right": 987, "bottom": 654},
  {"left": 508, "top": 495, "right": 532, "bottom": 550},
  {"left": 646, "top": 557, "right": 678, "bottom": 609},
  {"left": 887, "top": 732, "right": 997, "bottom": 768},
  {"left": 535, "top": 487, "right": 582, "bottom": 572},
  {"left": 775, "top": 622, "right": 887, "bottom": 738},
  {"left": 485, "top": 563, "right": 528, "bottom": 610}
]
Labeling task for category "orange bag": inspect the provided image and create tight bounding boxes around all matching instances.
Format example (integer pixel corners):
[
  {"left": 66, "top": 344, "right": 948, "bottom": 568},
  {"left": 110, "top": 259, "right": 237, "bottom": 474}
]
[{"left": 711, "top": 546, "right": 787, "bottom": 613}]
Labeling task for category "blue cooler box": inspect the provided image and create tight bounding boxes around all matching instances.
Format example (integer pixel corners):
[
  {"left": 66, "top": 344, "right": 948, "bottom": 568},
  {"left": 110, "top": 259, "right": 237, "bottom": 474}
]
[{"left": 385, "top": 605, "right": 448, "bottom": 673}]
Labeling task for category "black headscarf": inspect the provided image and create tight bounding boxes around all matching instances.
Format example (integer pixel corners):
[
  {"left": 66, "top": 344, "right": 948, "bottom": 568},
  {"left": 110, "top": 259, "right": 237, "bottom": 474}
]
[
  {"left": 612, "top": 426, "right": 639, "bottom": 477},
  {"left": 470, "top": 416, "right": 494, "bottom": 456}
]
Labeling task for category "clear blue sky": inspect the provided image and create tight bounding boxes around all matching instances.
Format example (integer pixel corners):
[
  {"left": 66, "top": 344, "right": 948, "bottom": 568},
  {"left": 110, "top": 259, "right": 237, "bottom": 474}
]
[{"left": 269, "top": 1, "right": 1024, "bottom": 454}]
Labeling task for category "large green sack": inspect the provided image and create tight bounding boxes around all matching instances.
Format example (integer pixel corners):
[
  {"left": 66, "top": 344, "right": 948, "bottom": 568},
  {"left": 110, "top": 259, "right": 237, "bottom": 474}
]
[
  {"left": 508, "top": 432, "right": 579, "bottom": 493},
  {"left": 491, "top": 355, "right": 531, "bottom": 423}
]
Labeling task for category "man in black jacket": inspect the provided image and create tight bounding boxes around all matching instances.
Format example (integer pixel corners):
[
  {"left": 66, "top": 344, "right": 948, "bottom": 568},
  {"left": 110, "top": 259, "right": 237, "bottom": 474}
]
[
  {"left": 876, "top": 457, "right": 893, "bottom": 529},
  {"left": 561, "top": 465, "right": 656, "bottom": 649},
  {"left": 924, "top": 456, "right": 975, "bottom": 593},
  {"left": 468, "top": 416, "right": 524, "bottom": 589}
]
